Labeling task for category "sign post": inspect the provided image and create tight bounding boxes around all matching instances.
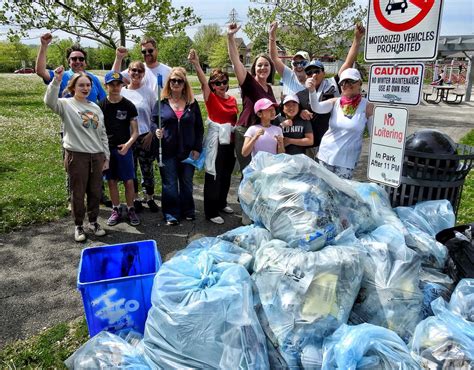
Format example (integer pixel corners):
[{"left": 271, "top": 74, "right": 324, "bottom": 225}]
[
  {"left": 365, "top": 0, "right": 443, "bottom": 62},
  {"left": 368, "top": 106, "right": 409, "bottom": 187}
]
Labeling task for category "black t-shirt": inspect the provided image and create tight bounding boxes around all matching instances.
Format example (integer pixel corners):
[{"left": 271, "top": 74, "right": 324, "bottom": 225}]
[
  {"left": 275, "top": 114, "right": 312, "bottom": 155},
  {"left": 99, "top": 97, "right": 138, "bottom": 148}
]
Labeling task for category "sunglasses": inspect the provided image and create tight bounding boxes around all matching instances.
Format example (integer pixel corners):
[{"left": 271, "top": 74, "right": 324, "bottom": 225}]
[
  {"left": 70, "top": 56, "right": 85, "bottom": 62},
  {"left": 292, "top": 60, "right": 308, "bottom": 68},
  {"left": 340, "top": 79, "right": 358, "bottom": 86},
  {"left": 170, "top": 78, "right": 184, "bottom": 85},
  {"left": 130, "top": 68, "right": 144, "bottom": 73},
  {"left": 212, "top": 80, "right": 228, "bottom": 86},
  {"left": 305, "top": 68, "right": 322, "bottom": 76},
  {"left": 141, "top": 48, "right": 154, "bottom": 55}
]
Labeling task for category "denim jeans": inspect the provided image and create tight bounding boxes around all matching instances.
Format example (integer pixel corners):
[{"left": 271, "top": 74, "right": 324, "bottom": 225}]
[{"left": 159, "top": 157, "right": 195, "bottom": 221}]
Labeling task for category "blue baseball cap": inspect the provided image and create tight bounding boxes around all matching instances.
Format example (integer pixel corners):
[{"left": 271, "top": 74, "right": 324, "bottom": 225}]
[
  {"left": 104, "top": 71, "right": 124, "bottom": 84},
  {"left": 304, "top": 60, "right": 325, "bottom": 72}
]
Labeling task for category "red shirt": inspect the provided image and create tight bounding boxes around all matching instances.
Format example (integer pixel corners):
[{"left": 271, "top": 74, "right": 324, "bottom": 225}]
[{"left": 205, "top": 92, "right": 238, "bottom": 125}]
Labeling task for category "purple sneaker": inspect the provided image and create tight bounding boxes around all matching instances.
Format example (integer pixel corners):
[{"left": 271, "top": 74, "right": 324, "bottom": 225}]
[
  {"left": 128, "top": 207, "right": 140, "bottom": 226},
  {"left": 107, "top": 207, "right": 121, "bottom": 226}
]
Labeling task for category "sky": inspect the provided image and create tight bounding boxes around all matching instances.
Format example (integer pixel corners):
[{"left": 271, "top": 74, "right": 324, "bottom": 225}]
[{"left": 0, "top": 0, "right": 472, "bottom": 46}]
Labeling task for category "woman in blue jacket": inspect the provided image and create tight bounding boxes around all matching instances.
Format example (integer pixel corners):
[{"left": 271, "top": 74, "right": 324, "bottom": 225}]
[{"left": 154, "top": 67, "right": 204, "bottom": 225}]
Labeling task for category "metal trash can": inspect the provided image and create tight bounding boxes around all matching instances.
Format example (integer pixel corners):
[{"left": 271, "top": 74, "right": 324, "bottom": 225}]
[{"left": 385, "top": 130, "right": 474, "bottom": 215}]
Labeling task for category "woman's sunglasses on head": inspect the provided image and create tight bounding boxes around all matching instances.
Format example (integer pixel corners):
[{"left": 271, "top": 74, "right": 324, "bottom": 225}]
[
  {"left": 170, "top": 78, "right": 184, "bottom": 85},
  {"left": 212, "top": 79, "right": 228, "bottom": 87},
  {"left": 70, "top": 56, "right": 85, "bottom": 62},
  {"left": 141, "top": 48, "right": 154, "bottom": 55}
]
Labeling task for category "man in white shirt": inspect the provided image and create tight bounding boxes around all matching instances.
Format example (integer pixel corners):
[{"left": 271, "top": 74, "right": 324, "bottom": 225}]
[{"left": 112, "top": 36, "right": 171, "bottom": 96}]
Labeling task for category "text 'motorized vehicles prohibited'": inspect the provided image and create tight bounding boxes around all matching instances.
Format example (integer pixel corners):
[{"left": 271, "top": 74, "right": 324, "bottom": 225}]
[{"left": 365, "top": 0, "right": 443, "bottom": 61}]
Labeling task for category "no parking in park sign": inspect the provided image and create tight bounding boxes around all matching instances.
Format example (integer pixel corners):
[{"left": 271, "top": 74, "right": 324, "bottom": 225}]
[{"left": 365, "top": 0, "right": 444, "bottom": 61}]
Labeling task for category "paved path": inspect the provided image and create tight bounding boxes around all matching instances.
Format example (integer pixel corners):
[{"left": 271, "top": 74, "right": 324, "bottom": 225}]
[{"left": 1, "top": 86, "right": 473, "bottom": 348}]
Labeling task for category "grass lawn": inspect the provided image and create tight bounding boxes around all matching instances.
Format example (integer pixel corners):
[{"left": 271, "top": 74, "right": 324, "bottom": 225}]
[{"left": 0, "top": 73, "right": 473, "bottom": 367}]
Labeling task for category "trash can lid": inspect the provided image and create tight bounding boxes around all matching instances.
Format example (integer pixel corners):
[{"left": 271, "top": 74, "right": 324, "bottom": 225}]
[{"left": 405, "top": 129, "right": 457, "bottom": 155}]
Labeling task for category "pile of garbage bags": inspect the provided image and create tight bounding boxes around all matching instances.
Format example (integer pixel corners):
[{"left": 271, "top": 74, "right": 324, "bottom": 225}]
[{"left": 68, "top": 153, "right": 473, "bottom": 369}]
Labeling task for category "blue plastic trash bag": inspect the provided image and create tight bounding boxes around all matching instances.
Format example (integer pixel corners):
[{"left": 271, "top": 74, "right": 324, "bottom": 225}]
[
  {"left": 411, "top": 294, "right": 474, "bottom": 367},
  {"left": 352, "top": 181, "right": 406, "bottom": 235},
  {"left": 174, "top": 236, "right": 253, "bottom": 271},
  {"left": 181, "top": 148, "right": 206, "bottom": 170},
  {"left": 419, "top": 267, "right": 453, "bottom": 319},
  {"left": 143, "top": 239, "right": 269, "bottom": 369},
  {"left": 321, "top": 323, "right": 419, "bottom": 370},
  {"left": 239, "top": 152, "right": 376, "bottom": 251},
  {"left": 253, "top": 239, "right": 363, "bottom": 366},
  {"left": 395, "top": 200, "right": 452, "bottom": 269},
  {"left": 350, "top": 225, "right": 423, "bottom": 342},
  {"left": 218, "top": 224, "right": 271, "bottom": 256},
  {"left": 64, "top": 330, "right": 149, "bottom": 369},
  {"left": 448, "top": 278, "right": 474, "bottom": 321}
]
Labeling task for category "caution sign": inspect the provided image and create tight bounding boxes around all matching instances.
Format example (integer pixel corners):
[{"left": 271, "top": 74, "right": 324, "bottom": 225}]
[
  {"left": 368, "top": 106, "right": 408, "bottom": 187},
  {"left": 368, "top": 63, "right": 424, "bottom": 105},
  {"left": 365, "top": 0, "right": 443, "bottom": 61}
]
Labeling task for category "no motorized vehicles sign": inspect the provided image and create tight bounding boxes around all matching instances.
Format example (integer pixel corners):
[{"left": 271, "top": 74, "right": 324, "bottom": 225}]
[{"left": 365, "top": 0, "right": 443, "bottom": 61}]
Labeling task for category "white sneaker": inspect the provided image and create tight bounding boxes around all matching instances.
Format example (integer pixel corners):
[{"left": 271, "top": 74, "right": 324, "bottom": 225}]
[
  {"left": 241, "top": 213, "right": 252, "bottom": 226},
  {"left": 88, "top": 222, "right": 106, "bottom": 236},
  {"left": 221, "top": 206, "right": 234, "bottom": 214},
  {"left": 74, "top": 226, "right": 86, "bottom": 242},
  {"left": 209, "top": 216, "right": 224, "bottom": 224}
]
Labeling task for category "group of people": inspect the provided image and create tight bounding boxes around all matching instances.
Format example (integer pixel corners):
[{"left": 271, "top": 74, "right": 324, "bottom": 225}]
[{"left": 39, "top": 21, "right": 374, "bottom": 242}]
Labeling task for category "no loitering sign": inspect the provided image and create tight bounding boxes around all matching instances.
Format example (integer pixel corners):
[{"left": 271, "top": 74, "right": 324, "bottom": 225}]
[
  {"left": 368, "top": 106, "right": 409, "bottom": 187},
  {"left": 368, "top": 63, "right": 425, "bottom": 105},
  {"left": 365, "top": 0, "right": 443, "bottom": 61}
]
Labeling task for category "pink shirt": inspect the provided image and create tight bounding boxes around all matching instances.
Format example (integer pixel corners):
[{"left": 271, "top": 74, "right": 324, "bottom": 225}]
[
  {"left": 174, "top": 109, "right": 184, "bottom": 119},
  {"left": 245, "top": 124, "right": 283, "bottom": 157}
]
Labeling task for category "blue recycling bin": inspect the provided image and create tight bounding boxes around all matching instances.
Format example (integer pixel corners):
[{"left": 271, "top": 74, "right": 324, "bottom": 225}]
[{"left": 77, "top": 240, "right": 161, "bottom": 337}]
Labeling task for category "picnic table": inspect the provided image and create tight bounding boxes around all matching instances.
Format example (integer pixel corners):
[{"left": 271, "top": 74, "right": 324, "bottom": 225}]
[{"left": 423, "top": 86, "right": 455, "bottom": 104}]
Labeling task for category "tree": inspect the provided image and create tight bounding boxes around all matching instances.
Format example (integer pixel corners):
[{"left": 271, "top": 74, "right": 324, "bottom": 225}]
[
  {"left": 244, "top": 0, "right": 366, "bottom": 59},
  {"left": 1, "top": 0, "right": 200, "bottom": 50},
  {"left": 193, "top": 24, "right": 223, "bottom": 67},
  {"left": 208, "top": 36, "right": 230, "bottom": 69},
  {"left": 158, "top": 32, "right": 194, "bottom": 68},
  {"left": 45, "top": 38, "right": 75, "bottom": 68}
]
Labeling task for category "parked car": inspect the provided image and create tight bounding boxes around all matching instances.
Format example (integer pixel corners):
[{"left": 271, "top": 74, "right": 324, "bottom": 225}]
[{"left": 14, "top": 68, "right": 35, "bottom": 74}]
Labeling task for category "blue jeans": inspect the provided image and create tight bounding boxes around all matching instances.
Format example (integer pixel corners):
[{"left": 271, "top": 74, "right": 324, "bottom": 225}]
[{"left": 159, "top": 157, "right": 195, "bottom": 221}]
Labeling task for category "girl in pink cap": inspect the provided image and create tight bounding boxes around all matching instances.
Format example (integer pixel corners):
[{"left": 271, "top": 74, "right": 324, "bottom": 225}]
[{"left": 242, "top": 98, "right": 285, "bottom": 157}]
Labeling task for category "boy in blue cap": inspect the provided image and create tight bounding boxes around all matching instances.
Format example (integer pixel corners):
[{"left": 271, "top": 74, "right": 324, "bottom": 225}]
[{"left": 99, "top": 71, "right": 140, "bottom": 226}]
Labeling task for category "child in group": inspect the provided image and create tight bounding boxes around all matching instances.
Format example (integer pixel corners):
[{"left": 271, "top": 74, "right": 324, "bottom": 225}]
[
  {"left": 275, "top": 94, "right": 313, "bottom": 155},
  {"left": 242, "top": 98, "right": 285, "bottom": 157},
  {"left": 99, "top": 71, "right": 140, "bottom": 226}
]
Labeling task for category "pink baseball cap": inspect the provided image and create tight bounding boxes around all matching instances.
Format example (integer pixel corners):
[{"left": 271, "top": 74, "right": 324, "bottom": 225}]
[{"left": 254, "top": 98, "right": 278, "bottom": 114}]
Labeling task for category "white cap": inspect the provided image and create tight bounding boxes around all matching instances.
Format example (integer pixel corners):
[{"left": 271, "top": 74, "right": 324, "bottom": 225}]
[
  {"left": 282, "top": 94, "right": 300, "bottom": 105},
  {"left": 293, "top": 51, "right": 310, "bottom": 61},
  {"left": 339, "top": 68, "right": 362, "bottom": 83}
]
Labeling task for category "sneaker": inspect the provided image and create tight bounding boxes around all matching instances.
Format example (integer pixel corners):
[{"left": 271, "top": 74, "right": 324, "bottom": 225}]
[
  {"left": 241, "top": 213, "right": 252, "bottom": 226},
  {"left": 133, "top": 199, "right": 144, "bottom": 212},
  {"left": 209, "top": 216, "right": 224, "bottom": 224},
  {"left": 74, "top": 226, "right": 86, "bottom": 242},
  {"left": 88, "top": 222, "right": 106, "bottom": 236},
  {"left": 165, "top": 218, "right": 179, "bottom": 226},
  {"left": 107, "top": 207, "right": 121, "bottom": 226},
  {"left": 128, "top": 207, "right": 140, "bottom": 226},
  {"left": 147, "top": 199, "right": 159, "bottom": 213},
  {"left": 185, "top": 216, "right": 195, "bottom": 221},
  {"left": 221, "top": 206, "right": 234, "bottom": 214}
]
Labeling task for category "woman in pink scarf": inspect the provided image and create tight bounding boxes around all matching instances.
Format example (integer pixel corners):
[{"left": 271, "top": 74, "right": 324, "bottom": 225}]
[{"left": 308, "top": 68, "right": 374, "bottom": 179}]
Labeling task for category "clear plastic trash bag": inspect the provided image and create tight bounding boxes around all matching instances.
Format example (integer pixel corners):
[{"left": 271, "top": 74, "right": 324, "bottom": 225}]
[
  {"left": 395, "top": 200, "right": 453, "bottom": 269},
  {"left": 253, "top": 239, "right": 363, "bottom": 366},
  {"left": 143, "top": 238, "right": 269, "bottom": 369},
  {"left": 350, "top": 225, "right": 423, "bottom": 342},
  {"left": 181, "top": 148, "right": 206, "bottom": 170},
  {"left": 239, "top": 152, "right": 376, "bottom": 251},
  {"left": 419, "top": 267, "right": 454, "bottom": 319},
  {"left": 448, "top": 278, "right": 474, "bottom": 322},
  {"left": 321, "top": 323, "right": 420, "bottom": 370},
  {"left": 411, "top": 294, "right": 474, "bottom": 368},
  {"left": 218, "top": 224, "right": 272, "bottom": 257},
  {"left": 64, "top": 330, "right": 149, "bottom": 369}
]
